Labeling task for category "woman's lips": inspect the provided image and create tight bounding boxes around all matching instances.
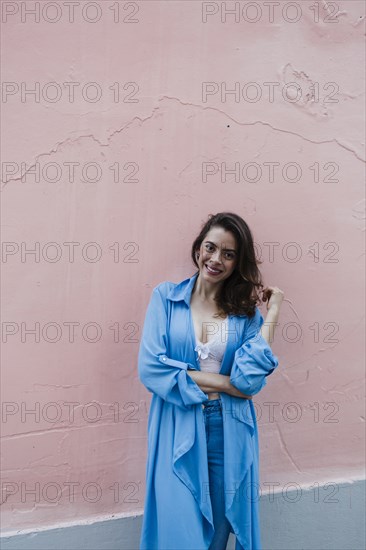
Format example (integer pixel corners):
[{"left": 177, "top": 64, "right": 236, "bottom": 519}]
[{"left": 205, "top": 264, "right": 222, "bottom": 275}]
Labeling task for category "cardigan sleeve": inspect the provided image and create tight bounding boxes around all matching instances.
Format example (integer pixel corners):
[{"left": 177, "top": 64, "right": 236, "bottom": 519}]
[
  {"left": 229, "top": 306, "right": 279, "bottom": 396},
  {"left": 137, "top": 285, "right": 209, "bottom": 409}
]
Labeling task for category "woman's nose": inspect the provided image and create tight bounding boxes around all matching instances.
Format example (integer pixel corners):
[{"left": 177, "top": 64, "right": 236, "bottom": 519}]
[{"left": 211, "top": 250, "right": 222, "bottom": 262}]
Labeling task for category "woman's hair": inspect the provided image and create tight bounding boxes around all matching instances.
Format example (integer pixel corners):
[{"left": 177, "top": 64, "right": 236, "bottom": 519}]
[{"left": 190, "top": 212, "right": 264, "bottom": 318}]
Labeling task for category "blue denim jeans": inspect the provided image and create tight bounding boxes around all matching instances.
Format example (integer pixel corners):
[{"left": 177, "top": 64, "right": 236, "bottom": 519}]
[{"left": 203, "top": 397, "right": 232, "bottom": 550}]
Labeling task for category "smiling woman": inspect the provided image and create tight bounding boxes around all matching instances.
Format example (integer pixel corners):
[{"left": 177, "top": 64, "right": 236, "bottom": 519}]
[{"left": 138, "top": 211, "right": 284, "bottom": 550}]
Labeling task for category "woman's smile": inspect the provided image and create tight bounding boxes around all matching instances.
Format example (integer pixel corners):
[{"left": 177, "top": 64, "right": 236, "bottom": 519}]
[{"left": 205, "top": 264, "right": 223, "bottom": 276}]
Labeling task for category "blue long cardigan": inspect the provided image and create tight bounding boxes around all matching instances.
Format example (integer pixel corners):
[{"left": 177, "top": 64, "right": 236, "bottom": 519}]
[{"left": 138, "top": 272, "right": 279, "bottom": 550}]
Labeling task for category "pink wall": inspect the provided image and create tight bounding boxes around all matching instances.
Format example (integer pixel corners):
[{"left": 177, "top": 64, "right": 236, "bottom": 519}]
[{"left": 2, "top": 0, "right": 365, "bottom": 533}]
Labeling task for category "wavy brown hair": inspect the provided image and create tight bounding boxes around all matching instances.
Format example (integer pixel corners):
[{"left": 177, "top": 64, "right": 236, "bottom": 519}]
[{"left": 190, "top": 212, "right": 264, "bottom": 318}]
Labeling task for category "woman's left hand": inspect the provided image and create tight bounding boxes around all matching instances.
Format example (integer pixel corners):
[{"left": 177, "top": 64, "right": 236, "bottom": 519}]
[{"left": 261, "top": 286, "right": 284, "bottom": 311}]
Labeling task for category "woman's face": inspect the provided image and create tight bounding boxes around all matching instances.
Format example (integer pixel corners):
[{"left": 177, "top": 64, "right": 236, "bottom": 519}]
[{"left": 196, "top": 226, "right": 238, "bottom": 283}]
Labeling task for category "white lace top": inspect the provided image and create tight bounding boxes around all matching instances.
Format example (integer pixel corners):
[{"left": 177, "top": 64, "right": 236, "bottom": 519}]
[{"left": 194, "top": 317, "right": 229, "bottom": 373}]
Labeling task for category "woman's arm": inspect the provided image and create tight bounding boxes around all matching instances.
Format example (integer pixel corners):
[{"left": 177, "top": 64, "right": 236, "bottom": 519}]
[
  {"left": 187, "top": 370, "right": 253, "bottom": 399},
  {"left": 261, "top": 304, "right": 280, "bottom": 344},
  {"left": 229, "top": 307, "right": 280, "bottom": 397},
  {"left": 138, "top": 285, "right": 211, "bottom": 409},
  {"left": 187, "top": 289, "right": 284, "bottom": 400},
  {"left": 261, "top": 286, "right": 284, "bottom": 344}
]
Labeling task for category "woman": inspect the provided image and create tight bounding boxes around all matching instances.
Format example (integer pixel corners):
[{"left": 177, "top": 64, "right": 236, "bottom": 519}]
[{"left": 138, "top": 212, "right": 284, "bottom": 550}]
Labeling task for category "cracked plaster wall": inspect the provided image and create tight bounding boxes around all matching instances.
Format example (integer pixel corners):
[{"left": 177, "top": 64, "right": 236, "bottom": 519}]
[{"left": 1, "top": 0, "right": 365, "bottom": 534}]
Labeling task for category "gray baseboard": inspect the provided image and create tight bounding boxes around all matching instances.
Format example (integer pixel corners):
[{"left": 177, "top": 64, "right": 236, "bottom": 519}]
[
  {"left": 1, "top": 479, "right": 365, "bottom": 550},
  {"left": 257, "top": 479, "right": 366, "bottom": 550}
]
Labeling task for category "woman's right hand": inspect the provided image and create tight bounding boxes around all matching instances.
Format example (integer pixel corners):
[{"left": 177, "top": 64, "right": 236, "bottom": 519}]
[
  {"left": 222, "top": 376, "right": 252, "bottom": 400},
  {"left": 187, "top": 370, "right": 252, "bottom": 399}
]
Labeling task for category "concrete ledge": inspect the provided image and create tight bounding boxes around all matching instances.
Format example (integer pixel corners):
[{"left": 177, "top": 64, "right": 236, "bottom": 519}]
[
  {"left": 257, "top": 479, "right": 366, "bottom": 550},
  {"left": 1, "top": 479, "right": 365, "bottom": 550}
]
